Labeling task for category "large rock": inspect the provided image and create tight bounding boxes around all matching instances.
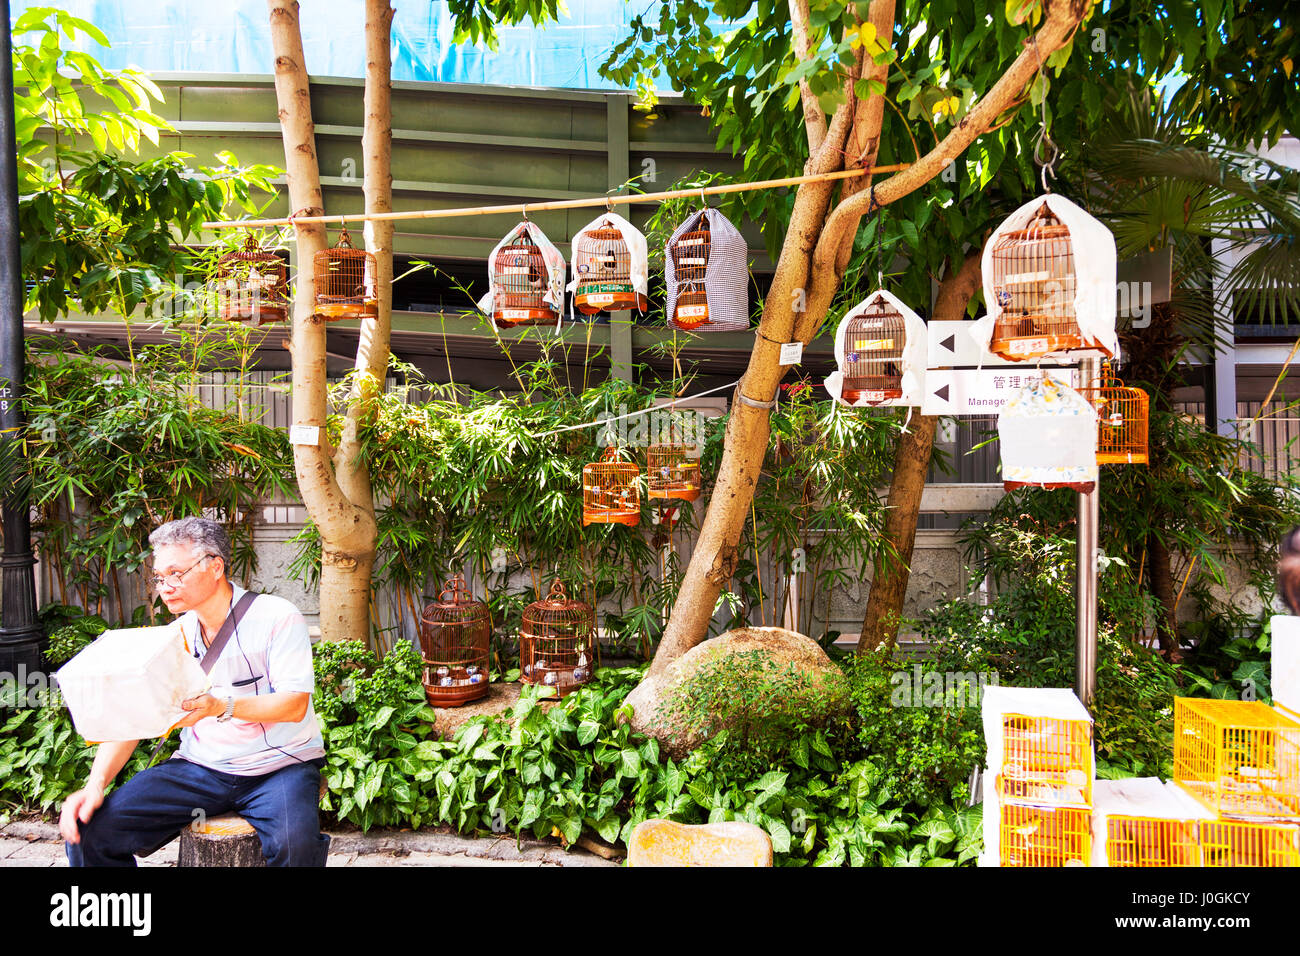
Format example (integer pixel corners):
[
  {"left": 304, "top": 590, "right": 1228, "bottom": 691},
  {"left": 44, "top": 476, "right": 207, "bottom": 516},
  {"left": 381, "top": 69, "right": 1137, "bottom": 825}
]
[
  {"left": 627, "top": 819, "right": 772, "bottom": 867},
  {"left": 623, "top": 626, "right": 850, "bottom": 757}
]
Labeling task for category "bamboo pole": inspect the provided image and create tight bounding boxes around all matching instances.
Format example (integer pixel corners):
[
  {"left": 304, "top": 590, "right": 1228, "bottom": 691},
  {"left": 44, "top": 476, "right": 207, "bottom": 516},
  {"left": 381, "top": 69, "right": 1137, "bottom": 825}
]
[{"left": 200, "top": 165, "right": 912, "bottom": 231}]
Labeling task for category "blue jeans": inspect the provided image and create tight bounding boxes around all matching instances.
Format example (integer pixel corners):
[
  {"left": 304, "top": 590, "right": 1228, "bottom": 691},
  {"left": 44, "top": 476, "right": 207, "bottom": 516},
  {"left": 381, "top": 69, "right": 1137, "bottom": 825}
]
[{"left": 65, "top": 756, "right": 330, "bottom": 867}]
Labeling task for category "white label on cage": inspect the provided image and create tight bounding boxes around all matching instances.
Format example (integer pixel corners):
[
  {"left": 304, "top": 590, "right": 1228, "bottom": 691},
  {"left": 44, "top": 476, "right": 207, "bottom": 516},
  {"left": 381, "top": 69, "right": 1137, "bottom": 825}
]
[
  {"left": 1008, "top": 337, "right": 1050, "bottom": 356},
  {"left": 680, "top": 236, "right": 705, "bottom": 246},
  {"left": 855, "top": 338, "right": 895, "bottom": 351},
  {"left": 1002, "top": 270, "right": 1051, "bottom": 285},
  {"left": 501, "top": 309, "right": 533, "bottom": 320},
  {"left": 289, "top": 424, "right": 320, "bottom": 446},
  {"left": 779, "top": 342, "right": 803, "bottom": 365},
  {"left": 678, "top": 305, "right": 708, "bottom": 319},
  {"left": 680, "top": 257, "right": 707, "bottom": 266},
  {"left": 502, "top": 266, "right": 530, "bottom": 275},
  {"left": 861, "top": 390, "right": 887, "bottom": 403},
  {"left": 586, "top": 294, "right": 615, "bottom": 306}
]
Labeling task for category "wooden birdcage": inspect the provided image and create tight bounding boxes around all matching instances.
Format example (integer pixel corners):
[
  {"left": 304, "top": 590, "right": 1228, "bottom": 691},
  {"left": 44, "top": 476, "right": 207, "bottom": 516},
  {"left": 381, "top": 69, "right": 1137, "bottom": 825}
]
[
  {"left": 582, "top": 447, "right": 641, "bottom": 526},
  {"left": 491, "top": 226, "right": 557, "bottom": 327},
  {"left": 1079, "top": 364, "right": 1149, "bottom": 465},
  {"left": 573, "top": 223, "right": 647, "bottom": 314},
  {"left": 519, "top": 581, "right": 597, "bottom": 697},
  {"left": 313, "top": 224, "right": 377, "bottom": 321},
  {"left": 212, "top": 235, "right": 289, "bottom": 325},
  {"left": 1173, "top": 698, "right": 1300, "bottom": 820},
  {"left": 998, "top": 801, "right": 1090, "bottom": 867},
  {"left": 646, "top": 442, "right": 700, "bottom": 503},
  {"left": 668, "top": 218, "right": 711, "bottom": 329},
  {"left": 419, "top": 575, "right": 491, "bottom": 707},
  {"left": 988, "top": 202, "right": 1096, "bottom": 360},
  {"left": 840, "top": 294, "right": 906, "bottom": 405}
]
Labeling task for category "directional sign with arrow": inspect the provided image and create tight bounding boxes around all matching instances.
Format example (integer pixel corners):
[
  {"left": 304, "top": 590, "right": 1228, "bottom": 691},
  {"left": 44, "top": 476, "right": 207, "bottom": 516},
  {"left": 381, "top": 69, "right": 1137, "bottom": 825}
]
[{"left": 921, "top": 367, "right": 1078, "bottom": 416}]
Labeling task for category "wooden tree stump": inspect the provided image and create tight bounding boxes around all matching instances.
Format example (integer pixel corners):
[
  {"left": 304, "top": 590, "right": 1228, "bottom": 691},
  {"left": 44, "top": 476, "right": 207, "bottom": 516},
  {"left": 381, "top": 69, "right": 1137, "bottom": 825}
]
[{"left": 178, "top": 814, "right": 266, "bottom": 867}]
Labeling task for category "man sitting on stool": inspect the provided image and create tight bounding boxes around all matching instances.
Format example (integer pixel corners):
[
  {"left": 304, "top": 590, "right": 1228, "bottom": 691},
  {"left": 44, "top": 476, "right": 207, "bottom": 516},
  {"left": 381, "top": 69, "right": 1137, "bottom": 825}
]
[{"left": 61, "top": 517, "right": 330, "bottom": 867}]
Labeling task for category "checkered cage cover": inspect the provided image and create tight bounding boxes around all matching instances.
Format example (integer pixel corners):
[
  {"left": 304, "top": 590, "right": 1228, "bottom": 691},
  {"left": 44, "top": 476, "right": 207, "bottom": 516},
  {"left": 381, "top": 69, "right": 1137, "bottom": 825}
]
[{"left": 665, "top": 208, "right": 750, "bottom": 332}]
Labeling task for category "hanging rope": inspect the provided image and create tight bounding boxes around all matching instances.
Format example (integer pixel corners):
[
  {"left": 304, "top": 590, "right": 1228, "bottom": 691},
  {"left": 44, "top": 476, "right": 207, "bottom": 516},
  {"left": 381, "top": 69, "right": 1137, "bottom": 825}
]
[
  {"left": 531, "top": 378, "right": 740, "bottom": 439},
  {"left": 201, "top": 165, "right": 912, "bottom": 231}
]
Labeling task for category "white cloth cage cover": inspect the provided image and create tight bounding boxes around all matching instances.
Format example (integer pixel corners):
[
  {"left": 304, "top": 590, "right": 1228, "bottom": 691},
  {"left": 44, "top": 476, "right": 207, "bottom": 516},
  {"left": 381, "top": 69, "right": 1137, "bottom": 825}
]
[
  {"left": 998, "top": 374, "right": 1098, "bottom": 491},
  {"left": 53, "top": 624, "right": 208, "bottom": 742},
  {"left": 664, "top": 208, "right": 750, "bottom": 332},
  {"left": 477, "top": 220, "right": 568, "bottom": 329},
  {"left": 970, "top": 192, "right": 1120, "bottom": 361},
  {"left": 566, "top": 211, "right": 649, "bottom": 319},
  {"left": 1089, "top": 777, "right": 1213, "bottom": 867},
  {"left": 822, "top": 289, "right": 928, "bottom": 408}
]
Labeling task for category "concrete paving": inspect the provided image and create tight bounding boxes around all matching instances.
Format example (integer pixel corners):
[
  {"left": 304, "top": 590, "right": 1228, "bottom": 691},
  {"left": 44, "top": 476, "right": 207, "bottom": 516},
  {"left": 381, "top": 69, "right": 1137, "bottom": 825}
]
[{"left": 0, "top": 815, "right": 621, "bottom": 868}]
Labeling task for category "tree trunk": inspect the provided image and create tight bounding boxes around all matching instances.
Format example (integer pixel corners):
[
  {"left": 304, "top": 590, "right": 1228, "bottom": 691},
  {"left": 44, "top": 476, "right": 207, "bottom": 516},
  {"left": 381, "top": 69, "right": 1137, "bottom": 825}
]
[
  {"left": 858, "top": 252, "right": 982, "bottom": 654},
  {"left": 266, "top": 0, "right": 381, "bottom": 643},
  {"left": 1147, "top": 532, "right": 1183, "bottom": 662},
  {"left": 648, "top": 2, "right": 1088, "bottom": 679}
]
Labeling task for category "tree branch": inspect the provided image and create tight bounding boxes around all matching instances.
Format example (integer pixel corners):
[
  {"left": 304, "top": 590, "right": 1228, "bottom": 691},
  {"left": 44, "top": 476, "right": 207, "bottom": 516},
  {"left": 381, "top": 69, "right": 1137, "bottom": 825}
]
[{"left": 789, "top": 0, "right": 827, "bottom": 154}]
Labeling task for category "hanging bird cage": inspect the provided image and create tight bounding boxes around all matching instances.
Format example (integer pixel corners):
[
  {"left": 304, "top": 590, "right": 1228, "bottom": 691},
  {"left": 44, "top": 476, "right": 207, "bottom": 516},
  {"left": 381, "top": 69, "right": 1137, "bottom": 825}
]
[
  {"left": 998, "top": 375, "right": 1099, "bottom": 493},
  {"left": 986, "top": 202, "right": 1085, "bottom": 359},
  {"left": 519, "top": 580, "right": 597, "bottom": 698},
  {"left": 212, "top": 234, "right": 289, "bottom": 325},
  {"left": 490, "top": 226, "right": 558, "bottom": 327},
  {"left": 668, "top": 218, "right": 711, "bottom": 330},
  {"left": 419, "top": 575, "right": 491, "bottom": 707},
  {"left": 573, "top": 219, "right": 648, "bottom": 315},
  {"left": 840, "top": 294, "right": 907, "bottom": 405},
  {"left": 1078, "top": 364, "right": 1149, "bottom": 465},
  {"left": 313, "top": 224, "right": 378, "bottom": 321},
  {"left": 646, "top": 442, "right": 701, "bottom": 503},
  {"left": 582, "top": 447, "right": 641, "bottom": 526}
]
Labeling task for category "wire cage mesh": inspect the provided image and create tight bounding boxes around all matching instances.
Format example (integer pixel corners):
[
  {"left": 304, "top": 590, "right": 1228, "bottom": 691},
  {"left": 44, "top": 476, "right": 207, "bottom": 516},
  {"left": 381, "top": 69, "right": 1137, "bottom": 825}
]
[
  {"left": 998, "top": 713, "right": 1093, "bottom": 807},
  {"left": 1200, "top": 820, "right": 1300, "bottom": 867},
  {"left": 646, "top": 442, "right": 701, "bottom": 503},
  {"left": 519, "top": 581, "right": 597, "bottom": 697},
  {"left": 491, "top": 226, "right": 558, "bottom": 327},
  {"left": 989, "top": 202, "right": 1098, "bottom": 360},
  {"left": 582, "top": 447, "right": 641, "bottom": 526},
  {"left": 419, "top": 574, "right": 491, "bottom": 707},
  {"left": 1079, "top": 364, "right": 1149, "bottom": 465},
  {"left": 998, "top": 802, "right": 1091, "bottom": 867},
  {"left": 668, "top": 218, "right": 711, "bottom": 330},
  {"left": 1173, "top": 698, "right": 1300, "bottom": 820},
  {"left": 1105, "top": 816, "right": 1201, "bottom": 867},
  {"left": 314, "top": 225, "right": 378, "bottom": 321},
  {"left": 212, "top": 235, "right": 289, "bottom": 325},
  {"left": 840, "top": 294, "right": 906, "bottom": 405},
  {"left": 573, "top": 224, "right": 647, "bottom": 314}
]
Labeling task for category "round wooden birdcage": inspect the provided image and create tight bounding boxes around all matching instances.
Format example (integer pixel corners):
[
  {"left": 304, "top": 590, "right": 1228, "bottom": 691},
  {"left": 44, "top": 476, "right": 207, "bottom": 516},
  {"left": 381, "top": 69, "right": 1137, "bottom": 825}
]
[
  {"left": 669, "top": 218, "right": 711, "bottom": 330},
  {"left": 419, "top": 574, "right": 491, "bottom": 707},
  {"left": 1079, "top": 365, "right": 1149, "bottom": 465},
  {"left": 491, "top": 226, "right": 557, "bottom": 328},
  {"left": 841, "top": 294, "right": 906, "bottom": 404},
  {"left": 212, "top": 235, "right": 289, "bottom": 324},
  {"left": 314, "top": 224, "right": 378, "bottom": 321},
  {"left": 646, "top": 442, "right": 700, "bottom": 502},
  {"left": 519, "top": 581, "right": 597, "bottom": 697},
  {"left": 574, "top": 224, "right": 647, "bottom": 314},
  {"left": 582, "top": 447, "right": 641, "bottom": 526},
  {"left": 988, "top": 203, "right": 1091, "bottom": 360}
]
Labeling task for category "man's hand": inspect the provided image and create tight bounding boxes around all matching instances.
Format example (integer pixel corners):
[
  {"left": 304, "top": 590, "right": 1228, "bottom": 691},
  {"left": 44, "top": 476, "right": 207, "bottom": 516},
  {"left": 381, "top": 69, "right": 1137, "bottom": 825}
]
[
  {"left": 177, "top": 694, "right": 225, "bottom": 727},
  {"left": 59, "top": 781, "right": 105, "bottom": 844}
]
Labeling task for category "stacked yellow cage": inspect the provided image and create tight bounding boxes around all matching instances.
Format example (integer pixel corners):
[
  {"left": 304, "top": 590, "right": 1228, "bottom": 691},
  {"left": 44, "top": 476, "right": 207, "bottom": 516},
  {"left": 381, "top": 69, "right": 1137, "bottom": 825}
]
[{"left": 980, "top": 686, "right": 1095, "bottom": 867}]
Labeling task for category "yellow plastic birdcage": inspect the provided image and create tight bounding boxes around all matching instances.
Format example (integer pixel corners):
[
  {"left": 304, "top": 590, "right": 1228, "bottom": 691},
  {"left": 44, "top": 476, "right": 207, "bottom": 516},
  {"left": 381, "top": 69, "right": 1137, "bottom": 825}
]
[
  {"left": 646, "top": 442, "right": 700, "bottom": 503},
  {"left": 582, "top": 447, "right": 641, "bottom": 526},
  {"left": 314, "top": 224, "right": 378, "bottom": 321},
  {"left": 1200, "top": 819, "right": 1300, "bottom": 867},
  {"left": 668, "top": 219, "right": 711, "bottom": 329},
  {"left": 999, "top": 713, "right": 1093, "bottom": 806},
  {"left": 999, "top": 802, "right": 1090, "bottom": 867},
  {"left": 988, "top": 202, "right": 1109, "bottom": 361},
  {"left": 1079, "top": 364, "right": 1149, "bottom": 465},
  {"left": 1173, "top": 698, "right": 1300, "bottom": 820},
  {"left": 1105, "top": 816, "right": 1201, "bottom": 867},
  {"left": 840, "top": 295, "right": 906, "bottom": 405},
  {"left": 491, "top": 226, "right": 557, "bottom": 328}
]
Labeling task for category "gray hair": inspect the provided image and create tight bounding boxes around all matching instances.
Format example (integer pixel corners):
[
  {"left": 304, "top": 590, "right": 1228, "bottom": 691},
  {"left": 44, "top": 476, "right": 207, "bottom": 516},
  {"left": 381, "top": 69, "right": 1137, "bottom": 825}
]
[{"left": 148, "top": 517, "right": 232, "bottom": 578}]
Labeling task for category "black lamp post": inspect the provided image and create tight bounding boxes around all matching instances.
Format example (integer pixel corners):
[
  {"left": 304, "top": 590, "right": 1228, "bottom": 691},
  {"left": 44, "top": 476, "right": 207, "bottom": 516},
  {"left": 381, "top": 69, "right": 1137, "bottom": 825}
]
[{"left": 0, "top": 0, "right": 44, "bottom": 680}]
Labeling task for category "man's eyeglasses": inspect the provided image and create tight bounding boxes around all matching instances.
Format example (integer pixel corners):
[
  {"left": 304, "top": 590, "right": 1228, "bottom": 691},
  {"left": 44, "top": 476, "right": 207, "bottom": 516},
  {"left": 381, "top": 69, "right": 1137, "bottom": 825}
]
[{"left": 151, "top": 555, "right": 216, "bottom": 591}]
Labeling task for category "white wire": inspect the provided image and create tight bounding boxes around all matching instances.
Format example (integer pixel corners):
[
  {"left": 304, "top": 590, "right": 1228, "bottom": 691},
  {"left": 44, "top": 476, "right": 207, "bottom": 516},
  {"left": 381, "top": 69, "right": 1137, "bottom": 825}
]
[{"left": 531, "top": 378, "right": 742, "bottom": 439}]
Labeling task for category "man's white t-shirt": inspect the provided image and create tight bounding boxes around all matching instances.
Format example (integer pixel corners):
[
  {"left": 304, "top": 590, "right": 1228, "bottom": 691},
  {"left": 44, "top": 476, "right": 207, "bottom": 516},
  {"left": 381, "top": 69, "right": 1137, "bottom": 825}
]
[{"left": 175, "top": 583, "right": 325, "bottom": 776}]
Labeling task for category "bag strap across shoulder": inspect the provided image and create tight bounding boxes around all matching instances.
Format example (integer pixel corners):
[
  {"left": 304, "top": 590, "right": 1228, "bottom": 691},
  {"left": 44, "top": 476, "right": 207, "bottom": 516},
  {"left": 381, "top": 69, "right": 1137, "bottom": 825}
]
[{"left": 197, "top": 590, "right": 259, "bottom": 674}]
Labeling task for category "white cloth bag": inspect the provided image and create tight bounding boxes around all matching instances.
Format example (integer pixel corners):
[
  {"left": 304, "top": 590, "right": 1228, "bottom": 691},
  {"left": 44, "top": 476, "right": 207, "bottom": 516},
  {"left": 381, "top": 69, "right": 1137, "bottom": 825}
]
[
  {"left": 566, "top": 211, "right": 649, "bottom": 319},
  {"left": 998, "top": 374, "right": 1098, "bottom": 490},
  {"left": 477, "top": 220, "right": 568, "bottom": 329},
  {"left": 823, "top": 289, "right": 928, "bottom": 408},
  {"left": 54, "top": 623, "right": 208, "bottom": 742}
]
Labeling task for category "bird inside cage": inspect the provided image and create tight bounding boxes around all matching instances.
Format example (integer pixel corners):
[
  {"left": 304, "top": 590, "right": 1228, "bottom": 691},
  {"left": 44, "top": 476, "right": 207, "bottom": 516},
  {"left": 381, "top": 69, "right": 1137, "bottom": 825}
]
[
  {"left": 519, "top": 581, "right": 597, "bottom": 698},
  {"left": 988, "top": 202, "right": 1089, "bottom": 360},
  {"left": 1078, "top": 365, "right": 1149, "bottom": 465},
  {"left": 669, "top": 219, "right": 712, "bottom": 329},
  {"left": 582, "top": 447, "right": 641, "bottom": 526},
  {"left": 840, "top": 294, "right": 906, "bottom": 405},
  {"left": 646, "top": 442, "right": 701, "bottom": 502},
  {"left": 492, "top": 227, "right": 557, "bottom": 327},
  {"left": 212, "top": 235, "right": 289, "bottom": 325},
  {"left": 419, "top": 575, "right": 491, "bottom": 707},
  {"left": 574, "top": 223, "right": 647, "bottom": 314},
  {"left": 314, "top": 225, "right": 378, "bottom": 321}
]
